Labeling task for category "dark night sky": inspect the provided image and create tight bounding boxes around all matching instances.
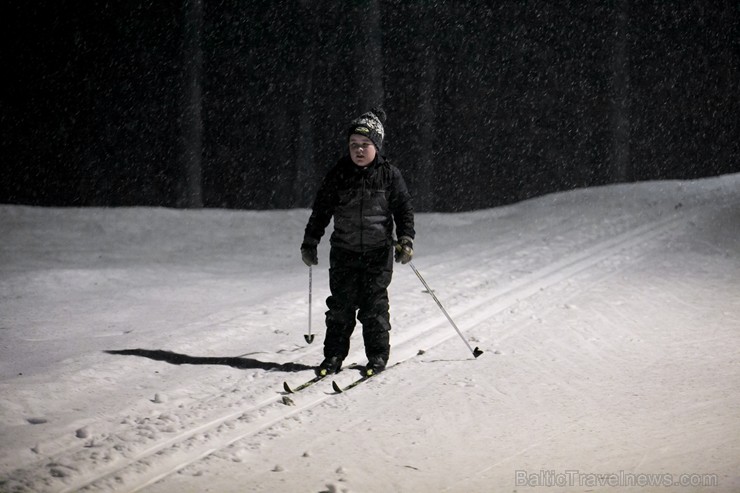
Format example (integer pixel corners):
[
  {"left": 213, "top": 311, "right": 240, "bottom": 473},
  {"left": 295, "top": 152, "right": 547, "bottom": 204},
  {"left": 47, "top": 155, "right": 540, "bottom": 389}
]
[{"left": 1, "top": 1, "right": 738, "bottom": 211}]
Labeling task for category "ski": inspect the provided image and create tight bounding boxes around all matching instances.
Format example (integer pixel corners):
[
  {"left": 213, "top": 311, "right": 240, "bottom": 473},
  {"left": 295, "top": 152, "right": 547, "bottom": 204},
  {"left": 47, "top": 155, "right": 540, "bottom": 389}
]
[
  {"left": 283, "top": 374, "right": 326, "bottom": 394},
  {"left": 331, "top": 369, "right": 378, "bottom": 393},
  {"left": 284, "top": 362, "right": 362, "bottom": 394}
]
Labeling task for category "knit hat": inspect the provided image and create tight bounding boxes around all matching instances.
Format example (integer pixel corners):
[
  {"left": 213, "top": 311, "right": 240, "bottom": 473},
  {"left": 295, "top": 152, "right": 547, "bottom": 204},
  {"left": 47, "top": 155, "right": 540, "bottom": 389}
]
[{"left": 347, "top": 107, "right": 386, "bottom": 152}]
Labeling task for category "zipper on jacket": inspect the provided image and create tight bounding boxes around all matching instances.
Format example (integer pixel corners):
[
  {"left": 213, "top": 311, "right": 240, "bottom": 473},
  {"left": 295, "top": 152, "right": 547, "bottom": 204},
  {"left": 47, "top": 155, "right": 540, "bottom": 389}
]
[{"left": 359, "top": 172, "right": 365, "bottom": 250}]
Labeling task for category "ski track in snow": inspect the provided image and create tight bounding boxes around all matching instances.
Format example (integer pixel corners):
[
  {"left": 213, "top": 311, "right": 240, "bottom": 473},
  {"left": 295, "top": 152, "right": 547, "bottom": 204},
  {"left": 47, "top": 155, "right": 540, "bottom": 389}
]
[{"left": 1, "top": 176, "right": 739, "bottom": 492}]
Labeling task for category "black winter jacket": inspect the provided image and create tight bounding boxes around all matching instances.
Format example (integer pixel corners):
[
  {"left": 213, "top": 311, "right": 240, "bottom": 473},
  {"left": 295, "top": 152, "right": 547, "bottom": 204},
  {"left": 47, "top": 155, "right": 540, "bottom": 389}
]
[{"left": 304, "top": 155, "right": 415, "bottom": 252}]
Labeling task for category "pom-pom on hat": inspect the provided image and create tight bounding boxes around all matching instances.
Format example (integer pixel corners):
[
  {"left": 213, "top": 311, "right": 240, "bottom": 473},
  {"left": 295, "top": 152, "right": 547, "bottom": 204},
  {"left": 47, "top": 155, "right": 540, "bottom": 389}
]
[{"left": 347, "top": 107, "right": 386, "bottom": 152}]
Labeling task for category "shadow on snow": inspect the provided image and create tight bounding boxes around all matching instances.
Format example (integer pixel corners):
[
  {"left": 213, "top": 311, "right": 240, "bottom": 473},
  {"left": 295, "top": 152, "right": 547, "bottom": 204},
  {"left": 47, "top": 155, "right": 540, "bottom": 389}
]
[{"left": 104, "top": 349, "right": 313, "bottom": 373}]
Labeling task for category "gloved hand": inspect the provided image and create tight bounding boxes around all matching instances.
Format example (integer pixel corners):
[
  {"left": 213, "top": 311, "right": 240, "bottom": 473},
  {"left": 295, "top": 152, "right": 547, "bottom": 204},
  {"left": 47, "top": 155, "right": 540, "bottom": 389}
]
[
  {"left": 301, "top": 242, "right": 318, "bottom": 266},
  {"left": 394, "top": 236, "right": 413, "bottom": 264}
]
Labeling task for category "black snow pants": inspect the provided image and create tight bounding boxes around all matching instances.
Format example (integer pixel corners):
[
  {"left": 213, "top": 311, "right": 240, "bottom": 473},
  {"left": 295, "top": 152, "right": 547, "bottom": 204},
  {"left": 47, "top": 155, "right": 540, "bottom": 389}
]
[{"left": 324, "top": 245, "right": 394, "bottom": 362}]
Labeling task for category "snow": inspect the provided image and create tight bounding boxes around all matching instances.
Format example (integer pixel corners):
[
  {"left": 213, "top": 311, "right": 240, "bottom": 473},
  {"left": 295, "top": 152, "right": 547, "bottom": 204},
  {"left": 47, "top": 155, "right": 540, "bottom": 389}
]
[{"left": 1, "top": 174, "right": 739, "bottom": 493}]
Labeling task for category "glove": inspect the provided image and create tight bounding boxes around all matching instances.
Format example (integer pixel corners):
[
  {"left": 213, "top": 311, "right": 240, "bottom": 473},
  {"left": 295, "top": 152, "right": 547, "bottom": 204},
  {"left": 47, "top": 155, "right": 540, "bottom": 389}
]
[
  {"left": 301, "top": 242, "right": 318, "bottom": 266},
  {"left": 394, "top": 236, "right": 413, "bottom": 264}
]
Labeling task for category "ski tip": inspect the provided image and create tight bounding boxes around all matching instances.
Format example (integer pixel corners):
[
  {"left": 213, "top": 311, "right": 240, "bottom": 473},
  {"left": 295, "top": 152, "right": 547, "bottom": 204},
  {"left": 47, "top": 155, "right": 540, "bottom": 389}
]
[
  {"left": 473, "top": 347, "right": 483, "bottom": 358},
  {"left": 283, "top": 382, "right": 293, "bottom": 394},
  {"left": 331, "top": 381, "right": 343, "bottom": 393},
  {"left": 304, "top": 334, "right": 315, "bottom": 344}
]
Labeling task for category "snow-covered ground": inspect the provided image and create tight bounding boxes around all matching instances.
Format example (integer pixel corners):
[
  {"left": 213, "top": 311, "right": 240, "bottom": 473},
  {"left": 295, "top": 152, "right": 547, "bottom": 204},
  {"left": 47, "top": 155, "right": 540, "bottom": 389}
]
[{"left": 1, "top": 174, "right": 738, "bottom": 493}]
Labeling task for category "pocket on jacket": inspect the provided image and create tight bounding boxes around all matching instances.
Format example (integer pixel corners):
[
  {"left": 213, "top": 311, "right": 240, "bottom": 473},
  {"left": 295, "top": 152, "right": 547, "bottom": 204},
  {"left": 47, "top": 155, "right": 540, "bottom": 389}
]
[{"left": 366, "top": 189, "right": 389, "bottom": 215}]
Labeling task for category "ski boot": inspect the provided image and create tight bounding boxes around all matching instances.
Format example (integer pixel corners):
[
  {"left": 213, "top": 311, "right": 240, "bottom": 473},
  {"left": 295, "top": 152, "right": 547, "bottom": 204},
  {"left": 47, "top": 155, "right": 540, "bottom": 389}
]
[
  {"left": 365, "top": 355, "right": 387, "bottom": 376},
  {"left": 317, "top": 355, "right": 343, "bottom": 376}
]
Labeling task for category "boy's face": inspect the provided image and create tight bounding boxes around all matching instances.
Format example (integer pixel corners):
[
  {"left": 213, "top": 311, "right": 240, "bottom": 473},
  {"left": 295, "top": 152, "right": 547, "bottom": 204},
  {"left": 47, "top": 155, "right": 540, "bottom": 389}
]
[{"left": 348, "top": 134, "right": 376, "bottom": 167}]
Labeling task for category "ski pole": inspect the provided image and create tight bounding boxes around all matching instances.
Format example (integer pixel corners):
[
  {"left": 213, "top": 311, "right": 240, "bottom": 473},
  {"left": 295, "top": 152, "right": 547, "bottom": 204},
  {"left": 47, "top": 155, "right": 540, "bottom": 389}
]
[
  {"left": 304, "top": 266, "right": 315, "bottom": 344},
  {"left": 397, "top": 246, "right": 483, "bottom": 358}
]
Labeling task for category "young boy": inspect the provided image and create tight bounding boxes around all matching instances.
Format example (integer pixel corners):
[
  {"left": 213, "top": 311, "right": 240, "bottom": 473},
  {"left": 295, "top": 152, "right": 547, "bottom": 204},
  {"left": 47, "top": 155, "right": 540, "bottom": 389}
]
[{"left": 301, "top": 107, "right": 415, "bottom": 376}]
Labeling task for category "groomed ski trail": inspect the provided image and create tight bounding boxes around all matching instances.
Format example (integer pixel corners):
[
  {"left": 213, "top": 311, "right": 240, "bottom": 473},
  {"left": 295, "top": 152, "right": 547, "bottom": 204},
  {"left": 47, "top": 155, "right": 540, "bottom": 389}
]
[{"left": 35, "top": 207, "right": 706, "bottom": 493}]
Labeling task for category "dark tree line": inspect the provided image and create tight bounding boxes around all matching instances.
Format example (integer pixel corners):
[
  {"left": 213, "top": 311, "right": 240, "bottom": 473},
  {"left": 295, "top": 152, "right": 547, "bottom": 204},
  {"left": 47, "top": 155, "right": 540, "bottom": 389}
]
[{"left": 2, "top": 1, "right": 737, "bottom": 211}]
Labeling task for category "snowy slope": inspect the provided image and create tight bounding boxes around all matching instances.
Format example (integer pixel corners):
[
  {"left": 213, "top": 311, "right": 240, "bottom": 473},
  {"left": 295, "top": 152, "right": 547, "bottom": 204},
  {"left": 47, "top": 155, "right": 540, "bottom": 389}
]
[{"left": 1, "top": 175, "right": 739, "bottom": 493}]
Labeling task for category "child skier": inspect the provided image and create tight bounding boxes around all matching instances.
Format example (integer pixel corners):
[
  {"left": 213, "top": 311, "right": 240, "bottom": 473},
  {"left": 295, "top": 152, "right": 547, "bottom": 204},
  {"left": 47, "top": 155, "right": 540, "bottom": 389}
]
[{"left": 301, "top": 107, "right": 415, "bottom": 376}]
